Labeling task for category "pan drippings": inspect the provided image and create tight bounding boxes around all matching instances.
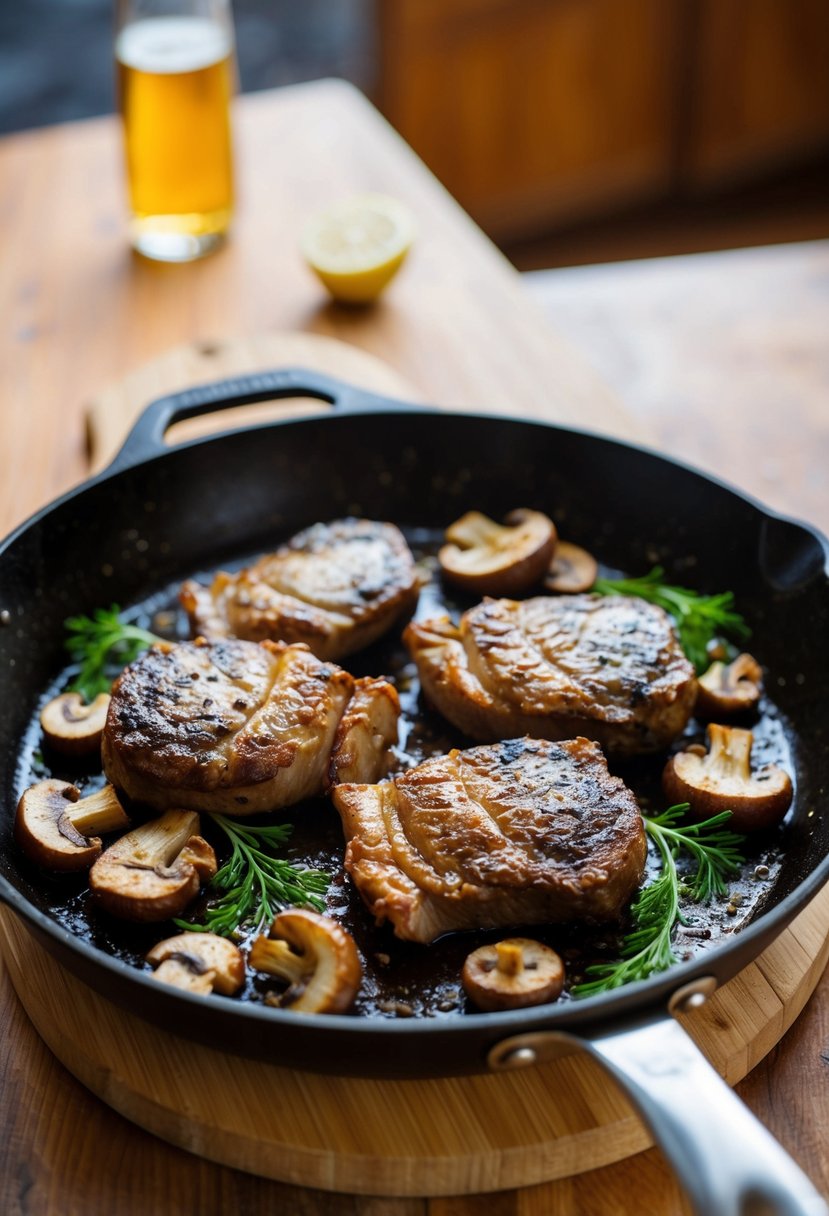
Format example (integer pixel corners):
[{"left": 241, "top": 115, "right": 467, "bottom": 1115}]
[{"left": 15, "top": 531, "right": 792, "bottom": 1019}]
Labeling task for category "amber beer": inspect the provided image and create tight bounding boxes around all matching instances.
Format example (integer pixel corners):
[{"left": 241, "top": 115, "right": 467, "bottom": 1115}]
[{"left": 116, "top": 14, "right": 235, "bottom": 260}]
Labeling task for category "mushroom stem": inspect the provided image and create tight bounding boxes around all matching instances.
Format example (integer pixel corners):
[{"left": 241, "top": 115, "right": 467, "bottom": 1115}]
[
  {"left": 705, "top": 723, "right": 753, "bottom": 779},
  {"left": 89, "top": 809, "right": 217, "bottom": 921},
  {"left": 66, "top": 785, "right": 129, "bottom": 837},
  {"left": 249, "top": 937, "right": 307, "bottom": 985},
  {"left": 14, "top": 779, "right": 130, "bottom": 872},
  {"left": 661, "top": 724, "right": 793, "bottom": 832},
  {"left": 495, "top": 941, "right": 525, "bottom": 977},
  {"left": 249, "top": 909, "right": 362, "bottom": 1014}
]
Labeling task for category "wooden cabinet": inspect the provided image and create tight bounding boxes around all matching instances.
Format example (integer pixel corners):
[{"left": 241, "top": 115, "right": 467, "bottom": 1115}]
[
  {"left": 681, "top": 0, "right": 829, "bottom": 189},
  {"left": 376, "top": 0, "right": 829, "bottom": 243}
]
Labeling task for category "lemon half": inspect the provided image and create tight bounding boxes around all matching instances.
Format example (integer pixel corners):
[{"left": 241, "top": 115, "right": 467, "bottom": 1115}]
[{"left": 301, "top": 194, "right": 415, "bottom": 304}]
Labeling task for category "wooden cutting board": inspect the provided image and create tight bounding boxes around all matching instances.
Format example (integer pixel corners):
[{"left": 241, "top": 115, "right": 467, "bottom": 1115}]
[
  {"left": 6, "top": 329, "right": 822, "bottom": 1196},
  {"left": 86, "top": 332, "right": 425, "bottom": 471},
  {"left": 3, "top": 887, "right": 828, "bottom": 1197}
]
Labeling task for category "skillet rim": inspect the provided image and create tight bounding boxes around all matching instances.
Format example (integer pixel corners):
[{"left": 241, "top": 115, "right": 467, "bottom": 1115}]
[{"left": 1, "top": 400, "right": 828, "bottom": 1047}]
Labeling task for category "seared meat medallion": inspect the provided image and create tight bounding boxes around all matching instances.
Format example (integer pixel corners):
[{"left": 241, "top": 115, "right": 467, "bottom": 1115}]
[
  {"left": 333, "top": 737, "right": 647, "bottom": 943},
  {"left": 102, "top": 638, "right": 400, "bottom": 816},
  {"left": 404, "top": 594, "right": 696, "bottom": 755},
  {"left": 181, "top": 518, "right": 419, "bottom": 661}
]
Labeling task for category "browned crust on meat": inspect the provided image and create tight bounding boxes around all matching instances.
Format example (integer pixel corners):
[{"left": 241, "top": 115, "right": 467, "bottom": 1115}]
[
  {"left": 404, "top": 595, "right": 696, "bottom": 755},
  {"left": 181, "top": 518, "right": 419, "bottom": 660},
  {"left": 333, "top": 737, "right": 647, "bottom": 943},
  {"left": 102, "top": 638, "right": 365, "bottom": 815}
]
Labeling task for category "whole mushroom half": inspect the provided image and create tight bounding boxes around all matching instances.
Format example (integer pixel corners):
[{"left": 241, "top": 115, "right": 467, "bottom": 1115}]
[
  {"left": 438, "top": 509, "right": 557, "bottom": 596},
  {"left": 462, "top": 938, "right": 565, "bottom": 1011},
  {"left": 15, "top": 780, "right": 129, "bottom": 872},
  {"left": 662, "top": 723, "right": 793, "bottom": 832},
  {"left": 249, "top": 908, "right": 362, "bottom": 1014},
  {"left": 40, "top": 692, "right": 111, "bottom": 757},
  {"left": 695, "top": 653, "right": 763, "bottom": 719},
  {"left": 89, "top": 809, "right": 217, "bottom": 921},
  {"left": 146, "top": 932, "right": 245, "bottom": 996}
]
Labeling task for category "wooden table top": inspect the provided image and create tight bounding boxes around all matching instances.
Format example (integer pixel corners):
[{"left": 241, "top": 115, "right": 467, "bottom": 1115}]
[{"left": 1, "top": 80, "right": 827, "bottom": 1214}]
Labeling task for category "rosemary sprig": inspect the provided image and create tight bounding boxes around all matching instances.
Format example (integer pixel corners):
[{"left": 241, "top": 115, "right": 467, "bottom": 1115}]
[
  {"left": 592, "top": 566, "right": 750, "bottom": 672},
  {"left": 175, "top": 814, "right": 330, "bottom": 938},
  {"left": 64, "top": 604, "right": 162, "bottom": 700},
  {"left": 573, "top": 804, "right": 745, "bottom": 997}
]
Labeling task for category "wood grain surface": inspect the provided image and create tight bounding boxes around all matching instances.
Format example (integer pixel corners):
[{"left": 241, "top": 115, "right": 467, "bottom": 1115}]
[
  {"left": 85, "top": 331, "right": 423, "bottom": 470},
  {"left": 2, "top": 884, "right": 828, "bottom": 1202},
  {"left": 524, "top": 240, "right": 829, "bottom": 537},
  {"left": 0, "top": 78, "right": 637, "bottom": 543},
  {"left": 1, "top": 81, "right": 827, "bottom": 1215}
]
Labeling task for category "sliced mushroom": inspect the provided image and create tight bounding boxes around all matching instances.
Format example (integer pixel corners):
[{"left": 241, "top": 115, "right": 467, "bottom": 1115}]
[
  {"left": 543, "top": 540, "right": 599, "bottom": 594},
  {"left": 14, "top": 780, "right": 129, "bottom": 872},
  {"left": 662, "top": 723, "right": 793, "bottom": 832},
  {"left": 146, "top": 932, "right": 245, "bottom": 996},
  {"left": 249, "top": 908, "right": 362, "bottom": 1014},
  {"left": 40, "top": 692, "right": 111, "bottom": 757},
  {"left": 89, "top": 809, "right": 217, "bottom": 921},
  {"left": 462, "top": 938, "right": 565, "bottom": 1011},
  {"left": 438, "top": 508, "right": 557, "bottom": 596},
  {"left": 695, "top": 653, "right": 763, "bottom": 719}
]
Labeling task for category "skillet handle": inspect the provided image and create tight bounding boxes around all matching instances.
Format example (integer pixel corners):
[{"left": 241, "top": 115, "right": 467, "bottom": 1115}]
[
  {"left": 490, "top": 1012, "right": 827, "bottom": 1216},
  {"left": 104, "top": 367, "right": 407, "bottom": 473}
]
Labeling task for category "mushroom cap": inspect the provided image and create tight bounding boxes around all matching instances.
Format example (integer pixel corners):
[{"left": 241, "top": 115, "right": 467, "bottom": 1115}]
[
  {"left": 89, "top": 809, "right": 217, "bottom": 921},
  {"left": 438, "top": 509, "right": 557, "bottom": 596},
  {"left": 543, "top": 541, "right": 599, "bottom": 594},
  {"left": 146, "top": 932, "right": 245, "bottom": 995},
  {"left": 462, "top": 937, "right": 565, "bottom": 1011},
  {"left": 40, "top": 692, "right": 111, "bottom": 757},
  {"left": 14, "top": 780, "right": 128, "bottom": 872},
  {"left": 662, "top": 724, "right": 792, "bottom": 832},
  {"left": 250, "top": 908, "right": 362, "bottom": 1014},
  {"left": 695, "top": 653, "right": 763, "bottom": 719}
]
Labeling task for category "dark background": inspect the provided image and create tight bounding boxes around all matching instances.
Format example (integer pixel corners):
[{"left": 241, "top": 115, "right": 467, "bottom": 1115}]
[{"left": 0, "top": 0, "right": 372, "bottom": 135}]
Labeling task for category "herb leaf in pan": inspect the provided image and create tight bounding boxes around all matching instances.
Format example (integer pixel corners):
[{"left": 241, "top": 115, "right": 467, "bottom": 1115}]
[
  {"left": 573, "top": 804, "right": 745, "bottom": 997},
  {"left": 64, "top": 605, "right": 161, "bottom": 701},
  {"left": 175, "top": 815, "right": 330, "bottom": 939},
  {"left": 592, "top": 566, "right": 750, "bottom": 672}
]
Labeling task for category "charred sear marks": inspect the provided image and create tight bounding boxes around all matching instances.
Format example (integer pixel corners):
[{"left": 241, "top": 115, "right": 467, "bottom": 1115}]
[
  {"left": 405, "top": 593, "right": 697, "bottom": 755},
  {"left": 180, "top": 518, "right": 419, "bottom": 660},
  {"left": 333, "top": 736, "right": 647, "bottom": 943}
]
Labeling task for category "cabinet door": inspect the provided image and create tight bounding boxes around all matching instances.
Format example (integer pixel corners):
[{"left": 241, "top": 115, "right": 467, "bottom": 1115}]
[
  {"left": 681, "top": 0, "right": 829, "bottom": 188},
  {"left": 377, "top": 0, "right": 679, "bottom": 242}
]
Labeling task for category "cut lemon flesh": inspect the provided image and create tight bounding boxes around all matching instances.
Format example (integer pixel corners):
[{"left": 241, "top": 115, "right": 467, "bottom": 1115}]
[{"left": 301, "top": 195, "right": 415, "bottom": 303}]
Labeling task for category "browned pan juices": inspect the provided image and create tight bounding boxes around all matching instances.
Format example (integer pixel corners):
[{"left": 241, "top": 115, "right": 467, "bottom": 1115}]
[{"left": 14, "top": 528, "right": 793, "bottom": 1020}]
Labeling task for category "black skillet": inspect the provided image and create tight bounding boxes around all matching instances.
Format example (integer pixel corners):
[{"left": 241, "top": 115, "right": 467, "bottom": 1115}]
[{"left": 1, "top": 370, "right": 828, "bottom": 1215}]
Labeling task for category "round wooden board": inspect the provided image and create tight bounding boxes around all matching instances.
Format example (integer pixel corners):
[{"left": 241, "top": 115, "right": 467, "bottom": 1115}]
[
  {"left": 2, "top": 882, "right": 828, "bottom": 1198},
  {"left": 27, "top": 331, "right": 829, "bottom": 1195},
  {"left": 85, "top": 331, "right": 425, "bottom": 472}
]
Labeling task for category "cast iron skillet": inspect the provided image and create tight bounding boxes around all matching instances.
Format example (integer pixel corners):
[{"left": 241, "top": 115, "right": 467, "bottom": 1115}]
[{"left": 1, "top": 370, "right": 828, "bottom": 1215}]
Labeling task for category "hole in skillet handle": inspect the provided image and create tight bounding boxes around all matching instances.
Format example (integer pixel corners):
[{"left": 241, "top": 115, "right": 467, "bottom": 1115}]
[{"left": 102, "top": 367, "right": 412, "bottom": 475}]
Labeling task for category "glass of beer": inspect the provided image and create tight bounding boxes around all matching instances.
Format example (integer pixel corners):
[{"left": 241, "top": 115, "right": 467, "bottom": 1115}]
[{"left": 115, "top": 0, "right": 236, "bottom": 262}]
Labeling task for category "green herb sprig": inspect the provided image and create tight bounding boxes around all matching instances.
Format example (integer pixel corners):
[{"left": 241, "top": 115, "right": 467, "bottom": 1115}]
[
  {"left": 175, "top": 815, "right": 330, "bottom": 938},
  {"left": 65, "top": 605, "right": 162, "bottom": 700},
  {"left": 592, "top": 566, "right": 750, "bottom": 672},
  {"left": 573, "top": 804, "right": 745, "bottom": 997}
]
